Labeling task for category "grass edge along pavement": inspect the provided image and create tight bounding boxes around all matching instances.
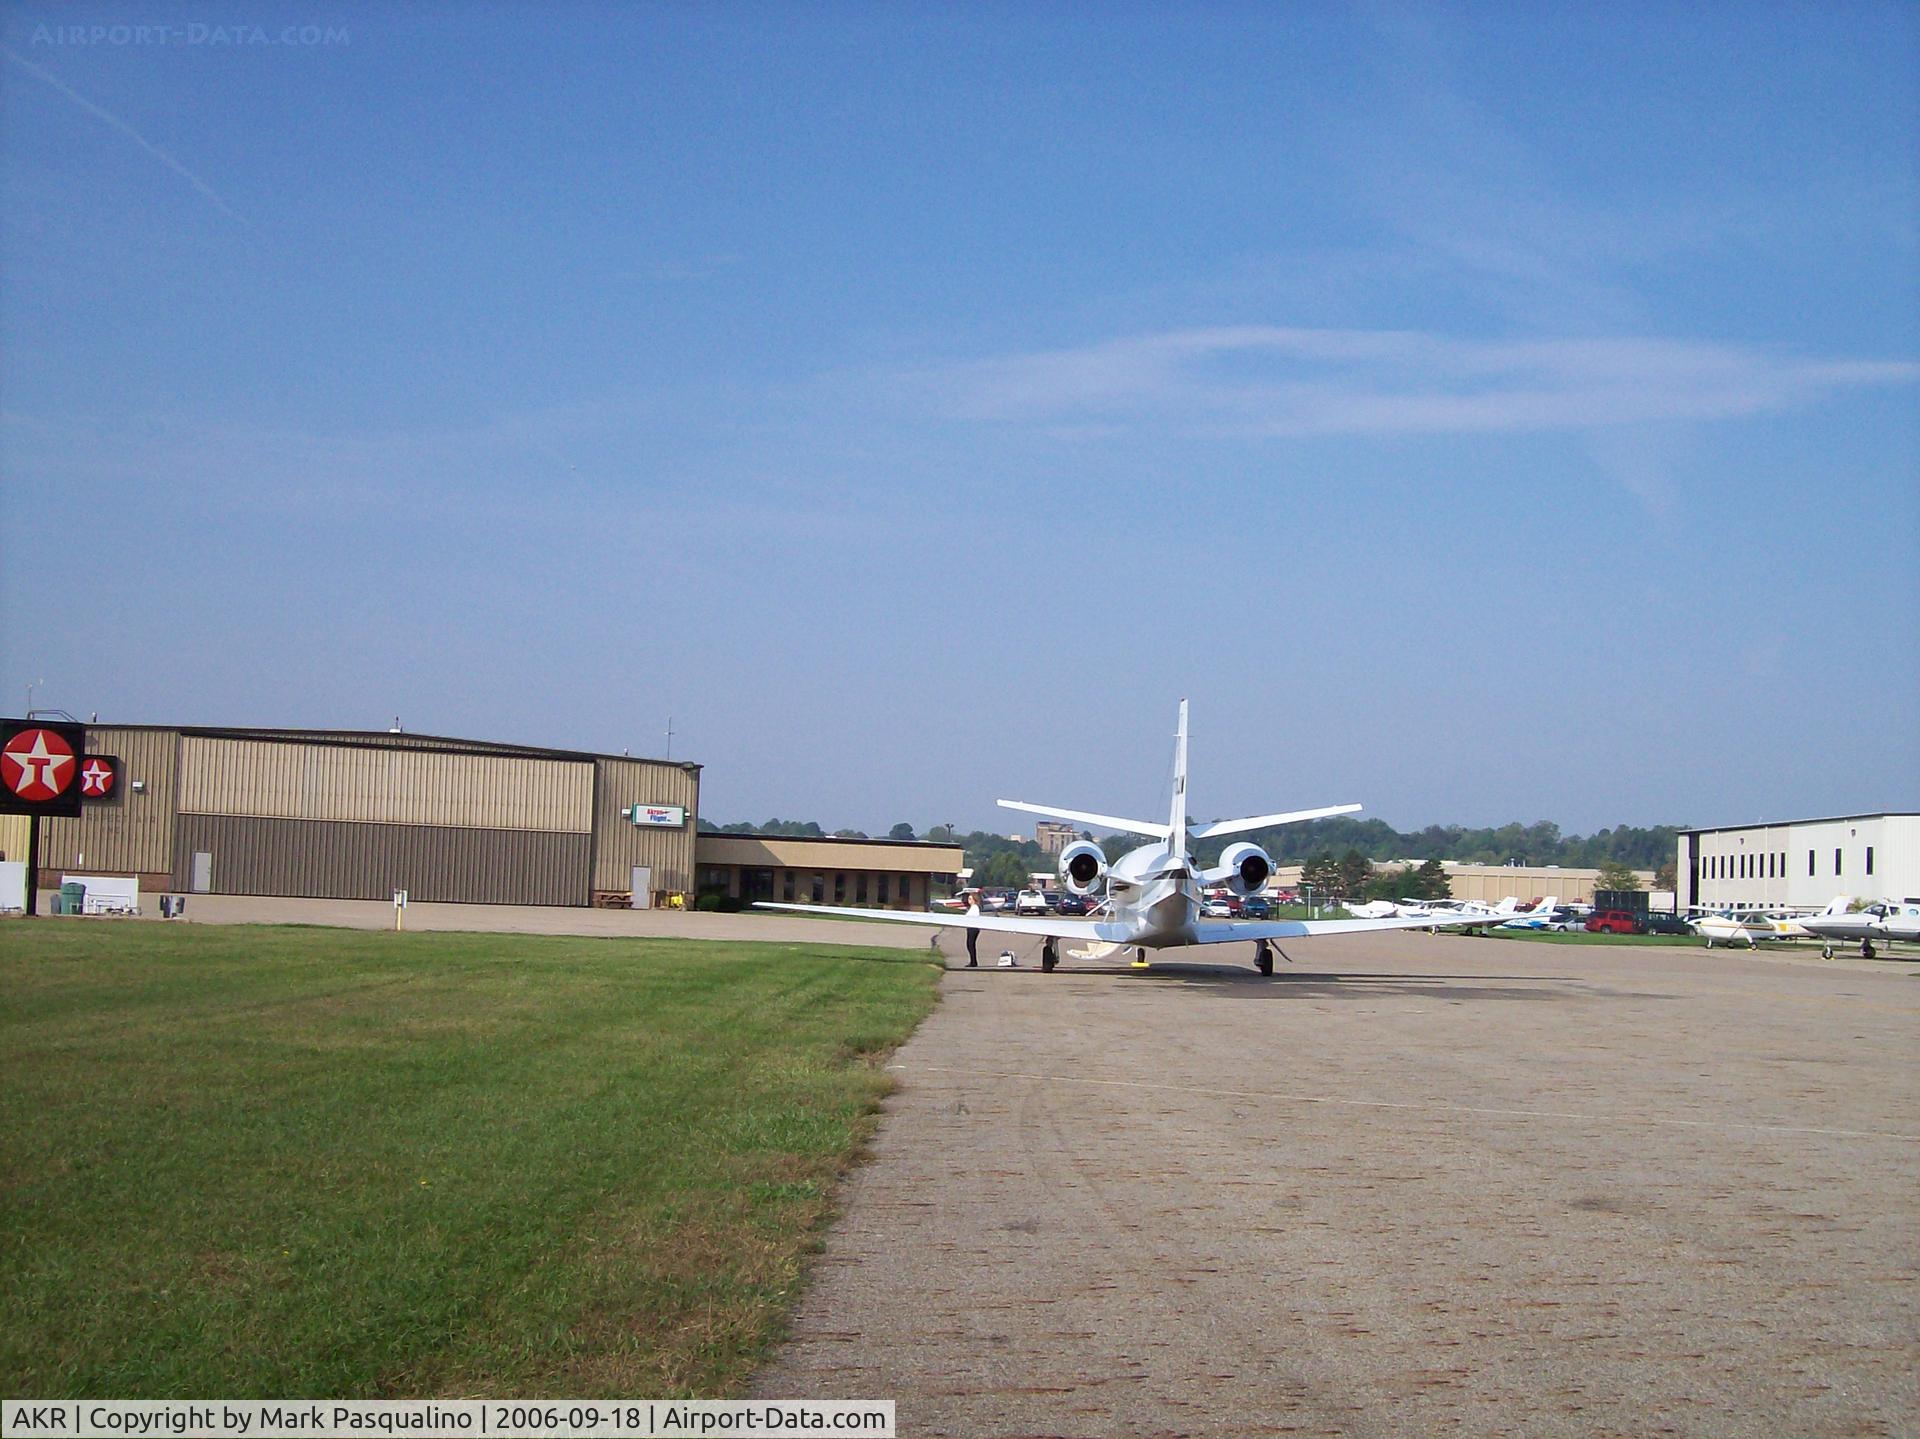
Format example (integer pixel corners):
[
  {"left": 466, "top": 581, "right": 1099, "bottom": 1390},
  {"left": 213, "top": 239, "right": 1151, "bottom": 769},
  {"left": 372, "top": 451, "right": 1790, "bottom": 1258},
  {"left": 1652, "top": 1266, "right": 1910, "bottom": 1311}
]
[{"left": 0, "top": 923, "right": 940, "bottom": 1399}]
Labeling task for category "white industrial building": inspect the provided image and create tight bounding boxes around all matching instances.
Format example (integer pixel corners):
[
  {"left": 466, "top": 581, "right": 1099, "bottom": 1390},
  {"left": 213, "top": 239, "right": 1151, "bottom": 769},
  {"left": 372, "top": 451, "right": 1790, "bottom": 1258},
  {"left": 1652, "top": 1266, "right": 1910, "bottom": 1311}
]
[{"left": 1678, "top": 813, "right": 1920, "bottom": 913}]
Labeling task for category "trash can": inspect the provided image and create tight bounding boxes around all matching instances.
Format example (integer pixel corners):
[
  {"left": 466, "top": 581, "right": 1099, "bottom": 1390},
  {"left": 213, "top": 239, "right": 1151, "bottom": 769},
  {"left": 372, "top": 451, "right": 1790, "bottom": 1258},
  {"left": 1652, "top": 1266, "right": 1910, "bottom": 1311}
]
[{"left": 60, "top": 881, "right": 86, "bottom": 916}]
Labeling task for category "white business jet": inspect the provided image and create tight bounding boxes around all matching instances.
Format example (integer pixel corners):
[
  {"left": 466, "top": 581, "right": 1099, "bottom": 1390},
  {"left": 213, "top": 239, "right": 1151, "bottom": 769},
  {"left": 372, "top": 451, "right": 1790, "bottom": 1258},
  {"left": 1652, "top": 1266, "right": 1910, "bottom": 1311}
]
[{"left": 757, "top": 700, "right": 1514, "bottom": 975}]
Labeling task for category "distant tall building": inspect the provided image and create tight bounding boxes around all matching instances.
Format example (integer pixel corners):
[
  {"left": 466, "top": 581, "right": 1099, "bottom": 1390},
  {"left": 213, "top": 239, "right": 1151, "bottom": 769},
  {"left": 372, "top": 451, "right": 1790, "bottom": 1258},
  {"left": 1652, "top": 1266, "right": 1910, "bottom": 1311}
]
[{"left": 1035, "top": 821, "right": 1080, "bottom": 856}]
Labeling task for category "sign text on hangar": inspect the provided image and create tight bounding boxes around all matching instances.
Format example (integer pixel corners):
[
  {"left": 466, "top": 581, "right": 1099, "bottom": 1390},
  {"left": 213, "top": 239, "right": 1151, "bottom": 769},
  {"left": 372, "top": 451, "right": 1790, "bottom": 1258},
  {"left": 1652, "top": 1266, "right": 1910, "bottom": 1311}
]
[{"left": 623, "top": 804, "right": 687, "bottom": 827}]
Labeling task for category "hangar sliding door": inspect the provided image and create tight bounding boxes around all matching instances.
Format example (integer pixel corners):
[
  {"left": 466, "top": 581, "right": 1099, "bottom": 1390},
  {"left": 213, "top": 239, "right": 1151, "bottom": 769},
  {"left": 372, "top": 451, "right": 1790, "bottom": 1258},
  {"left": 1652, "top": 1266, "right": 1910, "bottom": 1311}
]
[{"left": 170, "top": 737, "right": 595, "bottom": 905}]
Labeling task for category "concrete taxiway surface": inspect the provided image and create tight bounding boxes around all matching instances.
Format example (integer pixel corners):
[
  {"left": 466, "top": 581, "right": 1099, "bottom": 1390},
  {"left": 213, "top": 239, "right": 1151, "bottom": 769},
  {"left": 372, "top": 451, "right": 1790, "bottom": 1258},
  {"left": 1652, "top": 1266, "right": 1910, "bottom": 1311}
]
[{"left": 754, "top": 931, "right": 1919, "bottom": 1438}]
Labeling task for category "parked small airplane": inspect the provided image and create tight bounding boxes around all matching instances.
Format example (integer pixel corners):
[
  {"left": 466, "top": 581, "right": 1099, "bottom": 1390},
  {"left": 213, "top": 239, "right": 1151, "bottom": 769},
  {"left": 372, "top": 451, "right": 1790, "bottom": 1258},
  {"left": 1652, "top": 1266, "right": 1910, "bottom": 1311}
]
[
  {"left": 1688, "top": 908, "right": 1811, "bottom": 948},
  {"left": 757, "top": 700, "right": 1521, "bottom": 975},
  {"left": 1793, "top": 896, "right": 1920, "bottom": 959},
  {"left": 1344, "top": 899, "right": 1397, "bottom": 919},
  {"left": 1496, "top": 898, "right": 1565, "bottom": 931}
]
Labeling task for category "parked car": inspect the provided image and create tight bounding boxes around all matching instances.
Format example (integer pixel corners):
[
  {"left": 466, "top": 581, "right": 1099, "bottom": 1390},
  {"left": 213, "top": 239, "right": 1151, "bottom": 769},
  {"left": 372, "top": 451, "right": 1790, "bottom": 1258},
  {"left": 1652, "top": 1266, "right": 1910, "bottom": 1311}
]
[
  {"left": 981, "top": 889, "right": 1017, "bottom": 914},
  {"left": 1015, "top": 888, "right": 1050, "bottom": 915},
  {"left": 1547, "top": 907, "right": 1585, "bottom": 931},
  {"left": 1053, "top": 893, "right": 1093, "bottom": 916},
  {"left": 1202, "top": 896, "right": 1236, "bottom": 918},
  {"left": 1240, "top": 896, "right": 1273, "bottom": 919},
  {"left": 1585, "top": 909, "right": 1647, "bottom": 935},
  {"left": 1643, "top": 912, "right": 1692, "bottom": 935}
]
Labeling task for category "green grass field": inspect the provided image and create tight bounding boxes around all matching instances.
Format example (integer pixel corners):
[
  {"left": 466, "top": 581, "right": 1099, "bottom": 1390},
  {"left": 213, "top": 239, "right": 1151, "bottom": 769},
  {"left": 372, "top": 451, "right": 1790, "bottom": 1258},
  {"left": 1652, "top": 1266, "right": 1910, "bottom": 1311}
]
[
  {"left": 0, "top": 923, "right": 939, "bottom": 1398},
  {"left": 1480, "top": 927, "right": 1711, "bottom": 947}
]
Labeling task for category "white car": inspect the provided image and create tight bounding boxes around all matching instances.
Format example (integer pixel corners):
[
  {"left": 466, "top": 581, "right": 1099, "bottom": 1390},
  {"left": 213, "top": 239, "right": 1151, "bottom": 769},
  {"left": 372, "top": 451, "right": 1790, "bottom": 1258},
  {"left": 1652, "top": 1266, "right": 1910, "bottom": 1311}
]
[{"left": 1015, "top": 889, "right": 1051, "bottom": 915}]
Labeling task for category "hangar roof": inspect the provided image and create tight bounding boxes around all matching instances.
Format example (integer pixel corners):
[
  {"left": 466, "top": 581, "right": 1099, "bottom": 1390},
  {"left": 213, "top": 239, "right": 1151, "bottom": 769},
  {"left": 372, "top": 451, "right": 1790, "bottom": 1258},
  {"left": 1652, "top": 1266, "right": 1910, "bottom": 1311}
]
[
  {"left": 1679, "top": 812, "right": 1916, "bottom": 836},
  {"left": 74, "top": 721, "right": 700, "bottom": 772}
]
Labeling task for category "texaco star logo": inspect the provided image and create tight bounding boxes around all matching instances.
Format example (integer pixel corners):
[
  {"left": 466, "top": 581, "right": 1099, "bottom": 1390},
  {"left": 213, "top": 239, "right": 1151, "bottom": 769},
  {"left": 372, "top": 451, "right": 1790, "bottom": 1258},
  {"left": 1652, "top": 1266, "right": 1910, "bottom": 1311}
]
[
  {"left": 1, "top": 727, "right": 77, "bottom": 803},
  {"left": 80, "top": 759, "right": 116, "bottom": 798}
]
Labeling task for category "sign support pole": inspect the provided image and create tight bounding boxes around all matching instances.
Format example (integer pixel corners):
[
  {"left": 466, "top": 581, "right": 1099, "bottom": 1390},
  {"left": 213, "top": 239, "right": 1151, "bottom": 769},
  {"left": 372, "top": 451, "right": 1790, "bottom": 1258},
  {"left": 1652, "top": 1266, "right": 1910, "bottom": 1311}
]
[{"left": 23, "top": 815, "right": 38, "bottom": 917}]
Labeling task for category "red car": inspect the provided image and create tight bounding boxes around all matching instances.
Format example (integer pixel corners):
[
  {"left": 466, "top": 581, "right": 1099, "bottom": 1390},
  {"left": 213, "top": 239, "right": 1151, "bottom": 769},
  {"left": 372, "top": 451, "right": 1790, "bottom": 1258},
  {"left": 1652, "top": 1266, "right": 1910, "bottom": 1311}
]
[{"left": 1585, "top": 909, "right": 1646, "bottom": 935}]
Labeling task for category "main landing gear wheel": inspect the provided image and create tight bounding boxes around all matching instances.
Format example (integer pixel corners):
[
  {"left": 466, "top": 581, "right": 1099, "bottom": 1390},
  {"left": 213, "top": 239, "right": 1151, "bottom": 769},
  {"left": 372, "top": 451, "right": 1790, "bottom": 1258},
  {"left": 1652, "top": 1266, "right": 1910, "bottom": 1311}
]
[
  {"left": 1862, "top": 939, "right": 1877, "bottom": 960},
  {"left": 1042, "top": 938, "right": 1059, "bottom": 973},
  {"left": 1130, "top": 947, "right": 1151, "bottom": 970},
  {"left": 1822, "top": 943, "right": 1835, "bottom": 960},
  {"left": 1255, "top": 939, "right": 1274, "bottom": 977}
]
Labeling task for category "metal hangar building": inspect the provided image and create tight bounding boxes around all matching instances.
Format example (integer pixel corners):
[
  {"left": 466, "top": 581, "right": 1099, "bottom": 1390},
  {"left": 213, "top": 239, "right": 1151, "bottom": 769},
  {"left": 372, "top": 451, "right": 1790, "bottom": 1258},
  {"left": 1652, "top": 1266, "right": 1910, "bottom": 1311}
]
[{"left": 21, "top": 724, "right": 701, "bottom": 907}]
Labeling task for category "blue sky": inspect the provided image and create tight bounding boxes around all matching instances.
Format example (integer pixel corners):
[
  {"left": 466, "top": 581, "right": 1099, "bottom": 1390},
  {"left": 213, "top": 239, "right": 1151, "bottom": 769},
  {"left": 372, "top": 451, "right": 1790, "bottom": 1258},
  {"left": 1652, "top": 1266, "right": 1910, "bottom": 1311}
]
[{"left": 3, "top": 1, "right": 1915, "bottom": 836}]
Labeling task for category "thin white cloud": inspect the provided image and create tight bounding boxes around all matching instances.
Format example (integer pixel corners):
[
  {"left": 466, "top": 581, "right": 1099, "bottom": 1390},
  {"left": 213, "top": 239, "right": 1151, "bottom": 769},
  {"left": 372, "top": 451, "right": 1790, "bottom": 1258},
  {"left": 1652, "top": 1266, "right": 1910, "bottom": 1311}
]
[
  {"left": 900, "top": 327, "right": 1918, "bottom": 438},
  {"left": 2, "top": 45, "right": 248, "bottom": 225}
]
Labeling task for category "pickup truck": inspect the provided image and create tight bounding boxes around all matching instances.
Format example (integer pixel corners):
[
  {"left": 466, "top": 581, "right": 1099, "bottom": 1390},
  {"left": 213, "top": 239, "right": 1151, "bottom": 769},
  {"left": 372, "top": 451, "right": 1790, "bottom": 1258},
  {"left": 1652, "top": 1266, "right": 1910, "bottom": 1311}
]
[{"left": 1015, "top": 889, "right": 1052, "bottom": 915}]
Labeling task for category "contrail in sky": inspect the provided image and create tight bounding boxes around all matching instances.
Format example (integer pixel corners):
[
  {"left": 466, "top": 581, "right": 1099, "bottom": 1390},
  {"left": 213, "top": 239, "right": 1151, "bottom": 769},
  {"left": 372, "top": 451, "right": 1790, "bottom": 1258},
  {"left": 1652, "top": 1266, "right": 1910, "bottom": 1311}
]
[{"left": 2, "top": 44, "right": 249, "bottom": 225}]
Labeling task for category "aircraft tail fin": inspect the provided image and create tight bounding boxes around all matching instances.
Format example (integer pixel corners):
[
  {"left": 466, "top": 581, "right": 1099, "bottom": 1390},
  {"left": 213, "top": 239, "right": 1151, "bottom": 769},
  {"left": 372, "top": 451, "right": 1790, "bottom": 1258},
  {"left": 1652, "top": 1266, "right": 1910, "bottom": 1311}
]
[{"left": 1168, "top": 699, "right": 1189, "bottom": 862}]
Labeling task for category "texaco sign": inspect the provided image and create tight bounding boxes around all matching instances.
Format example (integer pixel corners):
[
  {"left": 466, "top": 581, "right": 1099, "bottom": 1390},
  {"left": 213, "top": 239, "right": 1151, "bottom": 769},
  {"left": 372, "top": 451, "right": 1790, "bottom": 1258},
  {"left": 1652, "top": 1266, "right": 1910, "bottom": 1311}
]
[
  {"left": 0, "top": 719, "right": 88, "bottom": 817},
  {"left": 80, "top": 754, "right": 121, "bottom": 802}
]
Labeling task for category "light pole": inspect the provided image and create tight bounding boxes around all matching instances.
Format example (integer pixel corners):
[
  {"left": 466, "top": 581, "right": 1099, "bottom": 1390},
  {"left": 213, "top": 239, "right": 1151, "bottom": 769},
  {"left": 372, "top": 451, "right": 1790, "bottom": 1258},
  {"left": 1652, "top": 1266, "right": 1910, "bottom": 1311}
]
[{"left": 25, "top": 678, "right": 44, "bottom": 717}]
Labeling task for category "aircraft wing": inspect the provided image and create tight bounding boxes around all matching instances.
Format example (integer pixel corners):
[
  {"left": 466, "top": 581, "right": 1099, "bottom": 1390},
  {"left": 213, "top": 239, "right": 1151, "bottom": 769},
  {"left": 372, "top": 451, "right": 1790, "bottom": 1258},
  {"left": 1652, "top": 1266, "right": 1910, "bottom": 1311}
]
[
  {"left": 1185, "top": 913, "right": 1504, "bottom": 944},
  {"left": 753, "top": 902, "right": 1123, "bottom": 942}
]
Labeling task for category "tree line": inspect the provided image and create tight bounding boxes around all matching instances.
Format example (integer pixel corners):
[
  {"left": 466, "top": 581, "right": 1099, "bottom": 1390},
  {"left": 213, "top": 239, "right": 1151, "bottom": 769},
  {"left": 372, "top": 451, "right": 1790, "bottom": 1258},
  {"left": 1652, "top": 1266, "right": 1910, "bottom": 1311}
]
[{"left": 701, "top": 815, "right": 1679, "bottom": 894}]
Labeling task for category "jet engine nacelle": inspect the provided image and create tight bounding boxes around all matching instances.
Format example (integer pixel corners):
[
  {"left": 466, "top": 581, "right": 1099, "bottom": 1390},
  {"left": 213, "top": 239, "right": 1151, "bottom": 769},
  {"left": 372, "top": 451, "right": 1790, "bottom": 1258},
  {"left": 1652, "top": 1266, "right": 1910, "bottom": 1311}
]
[
  {"left": 1211, "top": 841, "right": 1273, "bottom": 898},
  {"left": 1057, "top": 840, "right": 1109, "bottom": 896}
]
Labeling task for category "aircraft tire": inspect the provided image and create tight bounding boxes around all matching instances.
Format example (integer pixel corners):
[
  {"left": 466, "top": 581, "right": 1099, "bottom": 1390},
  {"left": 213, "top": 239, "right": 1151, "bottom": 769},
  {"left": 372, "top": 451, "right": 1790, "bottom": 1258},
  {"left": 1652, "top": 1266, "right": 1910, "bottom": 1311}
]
[
  {"left": 1255, "top": 942, "right": 1273, "bottom": 977},
  {"left": 1862, "top": 939, "right": 1876, "bottom": 960},
  {"left": 1822, "top": 944, "right": 1834, "bottom": 959},
  {"left": 1041, "top": 940, "right": 1058, "bottom": 973}
]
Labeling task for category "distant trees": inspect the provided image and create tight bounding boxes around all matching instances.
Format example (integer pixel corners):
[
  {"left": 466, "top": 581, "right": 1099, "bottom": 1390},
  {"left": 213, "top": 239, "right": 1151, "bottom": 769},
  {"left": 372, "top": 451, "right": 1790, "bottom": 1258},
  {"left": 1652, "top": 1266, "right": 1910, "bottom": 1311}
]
[
  {"left": 977, "top": 851, "right": 1031, "bottom": 890},
  {"left": 1653, "top": 859, "right": 1677, "bottom": 892},
  {"left": 702, "top": 818, "right": 826, "bottom": 838},
  {"left": 1594, "top": 859, "right": 1643, "bottom": 893},
  {"left": 888, "top": 822, "right": 917, "bottom": 841},
  {"left": 1192, "top": 816, "right": 1680, "bottom": 872},
  {"left": 1299, "top": 854, "right": 1342, "bottom": 902}
]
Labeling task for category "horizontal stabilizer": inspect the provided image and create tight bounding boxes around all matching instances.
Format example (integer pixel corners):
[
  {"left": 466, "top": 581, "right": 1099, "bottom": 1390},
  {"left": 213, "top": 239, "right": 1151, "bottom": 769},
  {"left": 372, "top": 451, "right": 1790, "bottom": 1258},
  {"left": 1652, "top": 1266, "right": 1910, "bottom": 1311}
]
[
  {"left": 997, "top": 798, "right": 1172, "bottom": 838},
  {"left": 1186, "top": 803, "right": 1362, "bottom": 840}
]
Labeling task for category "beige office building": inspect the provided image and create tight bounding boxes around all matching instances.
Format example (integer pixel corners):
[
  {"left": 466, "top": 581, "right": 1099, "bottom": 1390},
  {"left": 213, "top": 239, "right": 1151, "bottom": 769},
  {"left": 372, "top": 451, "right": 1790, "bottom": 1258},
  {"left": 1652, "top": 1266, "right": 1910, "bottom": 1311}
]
[
  {"left": 693, "top": 833, "right": 964, "bottom": 910},
  {"left": 1271, "top": 861, "right": 1657, "bottom": 906}
]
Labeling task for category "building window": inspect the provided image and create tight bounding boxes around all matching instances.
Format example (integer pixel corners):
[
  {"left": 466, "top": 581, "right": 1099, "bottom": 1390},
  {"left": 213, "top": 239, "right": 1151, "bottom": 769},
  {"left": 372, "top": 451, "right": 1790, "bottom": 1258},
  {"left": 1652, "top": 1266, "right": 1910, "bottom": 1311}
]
[
  {"left": 834, "top": 873, "right": 847, "bottom": 903},
  {"left": 1809, "top": 849, "right": 1816, "bottom": 877},
  {"left": 811, "top": 875, "right": 824, "bottom": 903},
  {"left": 856, "top": 873, "right": 868, "bottom": 904},
  {"left": 783, "top": 870, "right": 795, "bottom": 902},
  {"left": 1866, "top": 846, "right": 1874, "bottom": 876},
  {"left": 1835, "top": 848, "right": 1843, "bottom": 877},
  {"left": 899, "top": 875, "right": 914, "bottom": 906},
  {"left": 877, "top": 874, "right": 890, "bottom": 905}
]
